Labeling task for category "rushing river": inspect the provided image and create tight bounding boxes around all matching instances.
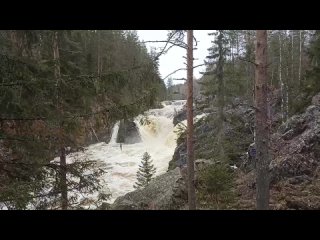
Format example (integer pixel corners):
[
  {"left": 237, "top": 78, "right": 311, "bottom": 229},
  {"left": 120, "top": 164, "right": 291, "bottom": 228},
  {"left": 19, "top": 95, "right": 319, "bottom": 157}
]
[{"left": 61, "top": 100, "right": 187, "bottom": 205}]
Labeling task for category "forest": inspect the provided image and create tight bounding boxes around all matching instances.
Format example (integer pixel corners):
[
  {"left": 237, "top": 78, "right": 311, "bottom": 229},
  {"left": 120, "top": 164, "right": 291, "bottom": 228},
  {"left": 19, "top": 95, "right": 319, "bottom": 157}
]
[{"left": 1, "top": 30, "right": 320, "bottom": 210}]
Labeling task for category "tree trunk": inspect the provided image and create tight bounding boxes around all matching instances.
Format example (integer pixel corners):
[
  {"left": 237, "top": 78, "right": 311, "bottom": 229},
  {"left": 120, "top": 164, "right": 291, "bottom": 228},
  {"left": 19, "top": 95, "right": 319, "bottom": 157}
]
[
  {"left": 53, "top": 31, "right": 68, "bottom": 210},
  {"left": 299, "top": 30, "right": 302, "bottom": 87},
  {"left": 9, "top": 30, "right": 19, "bottom": 56},
  {"left": 236, "top": 31, "right": 240, "bottom": 59},
  {"left": 255, "top": 30, "right": 271, "bottom": 210},
  {"left": 291, "top": 30, "right": 294, "bottom": 83},
  {"left": 230, "top": 33, "right": 234, "bottom": 67},
  {"left": 285, "top": 31, "right": 289, "bottom": 123},
  {"left": 245, "top": 31, "right": 251, "bottom": 97},
  {"left": 53, "top": 31, "right": 61, "bottom": 82},
  {"left": 279, "top": 31, "right": 284, "bottom": 123},
  {"left": 97, "top": 31, "right": 101, "bottom": 76},
  {"left": 271, "top": 63, "right": 274, "bottom": 87},
  {"left": 290, "top": 30, "right": 295, "bottom": 118},
  {"left": 246, "top": 30, "right": 255, "bottom": 101},
  {"left": 215, "top": 195, "right": 219, "bottom": 210},
  {"left": 186, "top": 30, "right": 196, "bottom": 210},
  {"left": 217, "top": 31, "right": 225, "bottom": 157},
  {"left": 60, "top": 147, "right": 68, "bottom": 210}
]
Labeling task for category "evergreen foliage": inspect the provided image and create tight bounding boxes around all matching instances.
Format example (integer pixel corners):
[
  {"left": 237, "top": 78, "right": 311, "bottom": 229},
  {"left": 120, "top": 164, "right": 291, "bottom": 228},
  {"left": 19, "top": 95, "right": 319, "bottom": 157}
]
[
  {"left": 198, "top": 163, "right": 235, "bottom": 209},
  {"left": 133, "top": 152, "right": 156, "bottom": 189},
  {"left": 0, "top": 30, "right": 165, "bottom": 209}
]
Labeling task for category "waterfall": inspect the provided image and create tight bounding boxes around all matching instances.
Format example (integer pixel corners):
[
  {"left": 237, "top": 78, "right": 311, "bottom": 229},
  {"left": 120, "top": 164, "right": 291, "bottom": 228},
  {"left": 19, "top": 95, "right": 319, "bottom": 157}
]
[{"left": 64, "top": 100, "right": 189, "bottom": 206}]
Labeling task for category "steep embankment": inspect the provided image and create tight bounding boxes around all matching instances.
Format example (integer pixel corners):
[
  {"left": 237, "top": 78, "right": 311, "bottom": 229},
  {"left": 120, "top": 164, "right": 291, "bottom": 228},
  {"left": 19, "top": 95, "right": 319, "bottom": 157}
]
[
  {"left": 169, "top": 98, "right": 255, "bottom": 171},
  {"left": 111, "top": 93, "right": 320, "bottom": 210},
  {"left": 236, "top": 93, "right": 320, "bottom": 209}
]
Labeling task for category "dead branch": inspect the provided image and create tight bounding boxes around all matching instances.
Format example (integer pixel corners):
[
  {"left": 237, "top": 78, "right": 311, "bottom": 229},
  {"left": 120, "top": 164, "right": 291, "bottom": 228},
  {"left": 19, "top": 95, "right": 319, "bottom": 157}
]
[{"left": 162, "top": 64, "right": 206, "bottom": 80}]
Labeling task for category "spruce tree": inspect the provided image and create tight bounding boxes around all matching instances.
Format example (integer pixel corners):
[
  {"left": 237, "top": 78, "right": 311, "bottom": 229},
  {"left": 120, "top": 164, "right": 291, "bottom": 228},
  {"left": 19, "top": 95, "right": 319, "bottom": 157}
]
[
  {"left": 201, "top": 31, "right": 229, "bottom": 159},
  {"left": 134, "top": 152, "right": 156, "bottom": 189}
]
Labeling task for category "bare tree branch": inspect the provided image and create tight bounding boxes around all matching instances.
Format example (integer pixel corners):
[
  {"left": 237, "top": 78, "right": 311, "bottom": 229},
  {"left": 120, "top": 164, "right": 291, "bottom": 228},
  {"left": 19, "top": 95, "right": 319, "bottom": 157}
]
[
  {"left": 238, "top": 57, "right": 258, "bottom": 66},
  {"left": 141, "top": 38, "right": 187, "bottom": 54},
  {"left": 162, "top": 68, "right": 187, "bottom": 80},
  {"left": 162, "top": 64, "right": 206, "bottom": 80},
  {"left": 140, "top": 31, "right": 188, "bottom": 61},
  {"left": 193, "top": 35, "right": 198, "bottom": 46},
  {"left": 193, "top": 64, "right": 206, "bottom": 69}
]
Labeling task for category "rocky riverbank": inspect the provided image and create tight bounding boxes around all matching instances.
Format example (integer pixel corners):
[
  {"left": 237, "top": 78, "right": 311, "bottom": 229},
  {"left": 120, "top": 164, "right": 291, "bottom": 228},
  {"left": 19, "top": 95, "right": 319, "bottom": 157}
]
[{"left": 110, "top": 93, "right": 320, "bottom": 210}]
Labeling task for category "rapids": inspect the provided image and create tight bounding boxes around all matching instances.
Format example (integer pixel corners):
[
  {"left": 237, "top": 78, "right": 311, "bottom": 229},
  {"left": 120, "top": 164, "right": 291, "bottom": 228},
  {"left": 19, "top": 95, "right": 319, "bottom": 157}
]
[{"left": 63, "top": 100, "right": 188, "bottom": 204}]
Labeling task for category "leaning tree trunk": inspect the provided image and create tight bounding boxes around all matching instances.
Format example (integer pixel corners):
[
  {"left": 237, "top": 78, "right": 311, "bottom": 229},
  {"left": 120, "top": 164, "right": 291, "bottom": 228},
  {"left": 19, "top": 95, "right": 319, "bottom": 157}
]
[
  {"left": 186, "top": 30, "right": 196, "bottom": 210},
  {"left": 53, "top": 31, "right": 68, "bottom": 210},
  {"left": 255, "top": 30, "right": 271, "bottom": 210}
]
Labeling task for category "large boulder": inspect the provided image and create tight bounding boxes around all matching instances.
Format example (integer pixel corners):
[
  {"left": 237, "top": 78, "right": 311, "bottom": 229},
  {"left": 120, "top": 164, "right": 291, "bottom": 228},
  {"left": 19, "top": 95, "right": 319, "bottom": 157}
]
[
  {"left": 117, "top": 120, "right": 142, "bottom": 144},
  {"left": 173, "top": 107, "right": 187, "bottom": 126},
  {"left": 111, "top": 159, "right": 215, "bottom": 210},
  {"left": 111, "top": 167, "right": 188, "bottom": 210}
]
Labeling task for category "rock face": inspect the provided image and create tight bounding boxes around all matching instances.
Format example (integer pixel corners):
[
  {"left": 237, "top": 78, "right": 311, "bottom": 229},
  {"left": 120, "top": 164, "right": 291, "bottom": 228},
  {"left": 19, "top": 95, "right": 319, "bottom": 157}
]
[
  {"left": 111, "top": 167, "right": 188, "bottom": 210},
  {"left": 117, "top": 119, "right": 142, "bottom": 144},
  {"left": 173, "top": 107, "right": 187, "bottom": 126},
  {"left": 270, "top": 104, "right": 320, "bottom": 184},
  {"left": 169, "top": 98, "right": 255, "bottom": 171},
  {"left": 169, "top": 143, "right": 187, "bottom": 171},
  {"left": 85, "top": 126, "right": 113, "bottom": 145},
  {"left": 111, "top": 92, "right": 320, "bottom": 210},
  {"left": 236, "top": 94, "right": 320, "bottom": 210},
  {"left": 172, "top": 102, "right": 211, "bottom": 127},
  {"left": 312, "top": 92, "right": 320, "bottom": 106}
]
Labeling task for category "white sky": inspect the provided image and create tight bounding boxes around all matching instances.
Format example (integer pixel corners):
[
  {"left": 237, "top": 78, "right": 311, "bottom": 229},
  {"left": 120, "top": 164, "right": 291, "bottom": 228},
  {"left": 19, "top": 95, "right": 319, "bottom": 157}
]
[{"left": 137, "top": 30, "right": 213, "bottom": 85}]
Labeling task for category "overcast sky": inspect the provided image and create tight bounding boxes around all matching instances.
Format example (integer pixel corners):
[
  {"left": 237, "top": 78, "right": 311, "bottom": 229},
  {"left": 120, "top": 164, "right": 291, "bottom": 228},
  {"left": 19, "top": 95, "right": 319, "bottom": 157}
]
[{"left": 137, "top": 30, "right": 213, "bottom": 85}]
